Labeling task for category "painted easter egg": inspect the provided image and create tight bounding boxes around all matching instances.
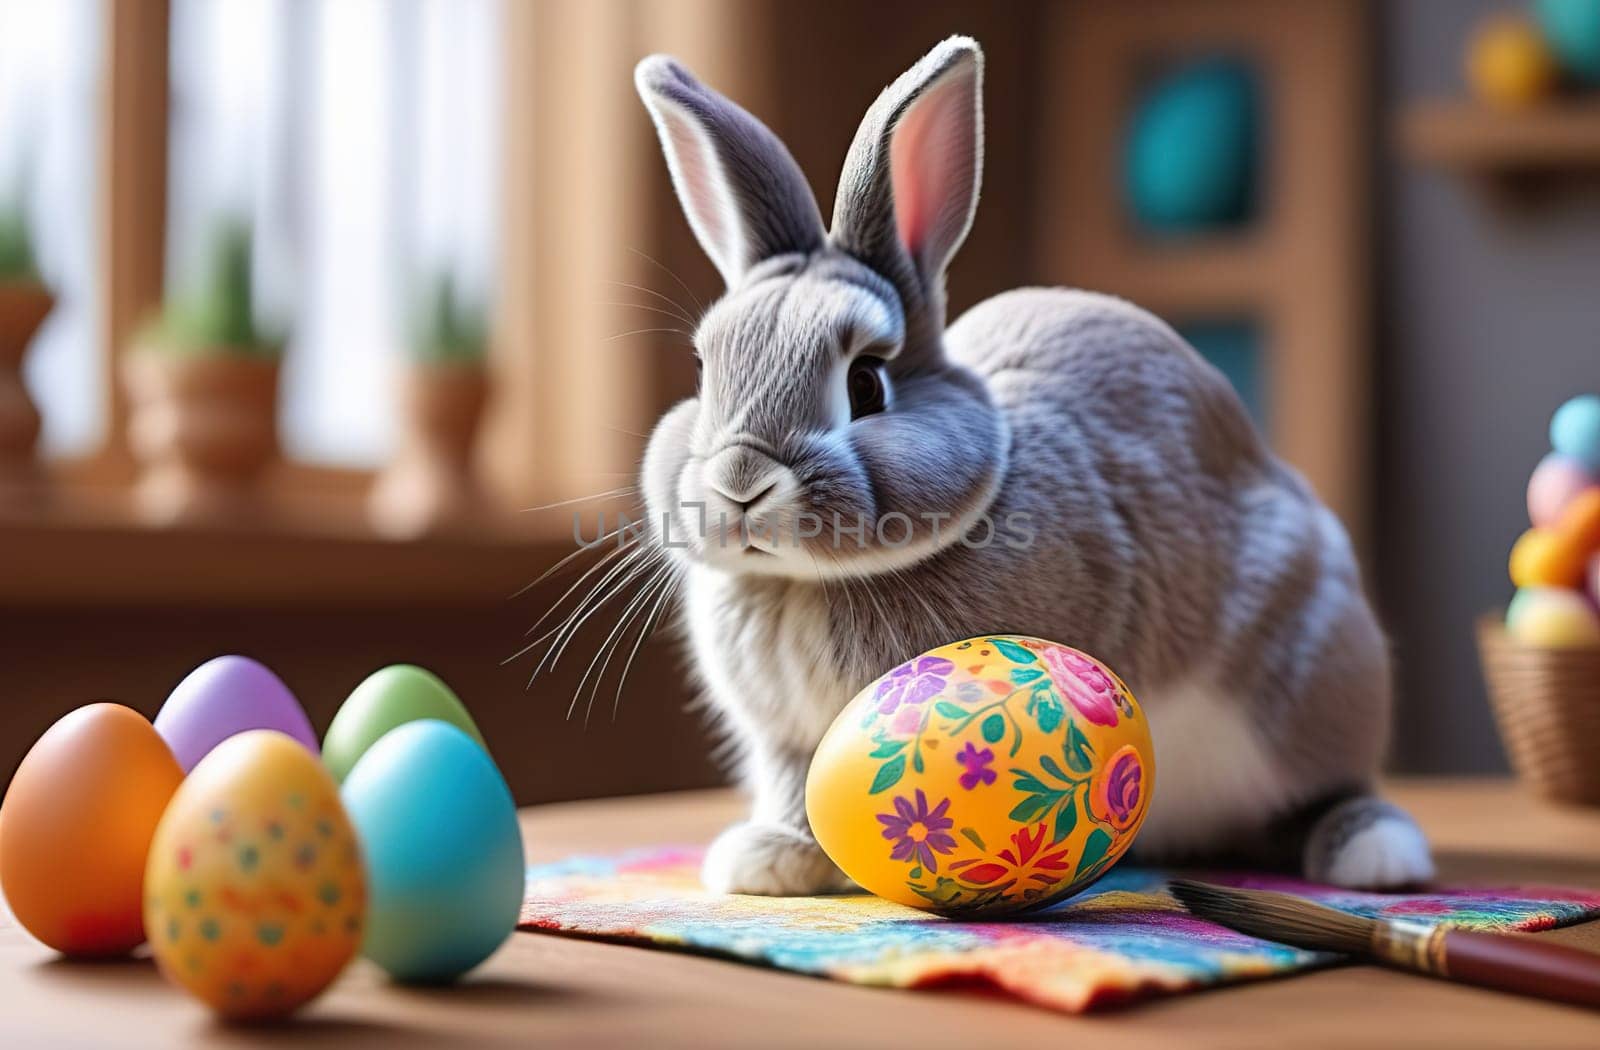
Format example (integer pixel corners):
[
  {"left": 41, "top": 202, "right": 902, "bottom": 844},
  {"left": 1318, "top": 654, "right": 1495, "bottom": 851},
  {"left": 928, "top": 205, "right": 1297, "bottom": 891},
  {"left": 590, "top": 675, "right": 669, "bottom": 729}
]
[
  {"left": 1528, "top": 452, "right": 1596, "bottom": 528},
  {"left": 807, "top": 636, "right": 1153, "bottom": 917},
  {"left": 322, "top": 664, "right": 486, "bottom": 783},
  {"left": 1468, "top": 14, "right": 1557, "bottom": 110},
  {"left": 0, "top": 704, "right": 184, "bottom": 956},
  {"left": 1507, "top": 587, "right": 1600, "bottom": 648},
  {"left": 1552, "top": 395, "right": 1600, "bottom": 473},
  {"left": 1125, "top": 58, "right": 1258, "bottom": 233},
  {"left": 154, "top": 655, "right": 318, "bottom": 772},
  {"left": 1537, "top": 0, "right": 1600, "bottom": 84},
  {"left": 340, "top": 720, "right": 523, "bottom": 983},
  {"left": 144, "top": 730, "right": 365, "bottom": 1020}
]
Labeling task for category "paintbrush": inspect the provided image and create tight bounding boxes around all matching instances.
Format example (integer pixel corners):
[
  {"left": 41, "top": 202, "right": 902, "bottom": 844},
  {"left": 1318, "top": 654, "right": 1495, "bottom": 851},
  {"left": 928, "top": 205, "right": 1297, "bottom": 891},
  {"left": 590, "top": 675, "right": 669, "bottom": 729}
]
[{"left": 1169, "top": 879, "right": 1600, "bottom": 1009}]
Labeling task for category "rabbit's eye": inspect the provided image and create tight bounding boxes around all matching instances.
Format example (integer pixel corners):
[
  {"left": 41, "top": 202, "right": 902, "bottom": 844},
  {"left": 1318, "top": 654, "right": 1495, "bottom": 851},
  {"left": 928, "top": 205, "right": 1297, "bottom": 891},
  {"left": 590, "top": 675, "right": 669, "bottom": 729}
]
[{"left": 847, "top": 356, "right": 889, "bottom": 420}]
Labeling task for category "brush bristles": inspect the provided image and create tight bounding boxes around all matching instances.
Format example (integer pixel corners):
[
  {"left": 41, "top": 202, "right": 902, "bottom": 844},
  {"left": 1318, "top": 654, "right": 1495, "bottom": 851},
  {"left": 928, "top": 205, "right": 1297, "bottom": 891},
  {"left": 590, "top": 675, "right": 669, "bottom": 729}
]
[{"left": 1168, "top": 880, "right": 1376, "bottom": 955}]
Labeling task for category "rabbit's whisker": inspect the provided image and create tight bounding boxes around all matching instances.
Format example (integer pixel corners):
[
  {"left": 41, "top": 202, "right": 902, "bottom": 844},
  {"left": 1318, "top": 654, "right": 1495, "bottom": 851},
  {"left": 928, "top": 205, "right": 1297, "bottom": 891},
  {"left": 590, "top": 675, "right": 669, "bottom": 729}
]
[
  {"left": 598, "top": 300, "right": 698, "bottom": 328},
  {"left": 505, "top": 543, "right": 641, "bottom": 667},
  {"left": 612, "top": 571, "right": 681, "bottom": 722},
  {"left": 519, "top": 539, "right": 639, "bottom": 640},
  {"left": 508, "top": 521, "right": 630, "bottom": 600},
  {"left": 537, "top": 548, "right": 663, "bottom": 682},
  {"left": 518, "top": 486, "right": 637, "bottom": 515},
  {"left": 573, "top": 563, "right": 673, "bottom": 725},
  {"left": 514, "top": 543, "right": 645, "bottom": 675},
  {"left": 603, "top": 326, "right": 693, "bottom": 345},
  {"left": 605, "top": 279, "right": 699, "bottom": 327},
  {"left": 628, "top": 246, "right": 705, "bottom": 314}
]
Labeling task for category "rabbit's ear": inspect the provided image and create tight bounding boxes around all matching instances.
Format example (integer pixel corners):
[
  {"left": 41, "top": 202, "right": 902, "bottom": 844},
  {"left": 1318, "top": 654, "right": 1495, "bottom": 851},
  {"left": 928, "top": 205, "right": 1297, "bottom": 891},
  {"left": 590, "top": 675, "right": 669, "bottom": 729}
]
[
  {"left": 831, "top": 36, "right": 983, "bottom": 297},
  {"left": 636, "top": 56, "right": 824, "bottom": 286}
]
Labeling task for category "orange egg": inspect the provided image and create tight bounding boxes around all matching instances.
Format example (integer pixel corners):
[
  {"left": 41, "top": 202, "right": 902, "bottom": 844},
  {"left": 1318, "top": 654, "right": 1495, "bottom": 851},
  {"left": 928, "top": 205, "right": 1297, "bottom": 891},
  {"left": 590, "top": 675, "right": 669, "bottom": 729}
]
[{"left": 0, "top": 703, "right": 184, "bottom": 955}]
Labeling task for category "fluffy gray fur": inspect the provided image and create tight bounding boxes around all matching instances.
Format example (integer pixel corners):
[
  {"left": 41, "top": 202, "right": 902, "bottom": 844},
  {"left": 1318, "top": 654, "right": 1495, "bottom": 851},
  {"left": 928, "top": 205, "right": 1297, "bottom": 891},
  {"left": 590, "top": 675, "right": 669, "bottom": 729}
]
[{"left": 633, "top": 38, "right": 1433, "bottom": 895}]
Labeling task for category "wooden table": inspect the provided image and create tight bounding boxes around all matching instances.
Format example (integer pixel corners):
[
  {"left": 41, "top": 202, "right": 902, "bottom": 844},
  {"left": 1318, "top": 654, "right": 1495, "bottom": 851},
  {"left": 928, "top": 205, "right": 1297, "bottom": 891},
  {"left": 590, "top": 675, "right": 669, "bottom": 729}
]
[{"left": 5, "top": 779, "right": 1600, "bottom": 1047}]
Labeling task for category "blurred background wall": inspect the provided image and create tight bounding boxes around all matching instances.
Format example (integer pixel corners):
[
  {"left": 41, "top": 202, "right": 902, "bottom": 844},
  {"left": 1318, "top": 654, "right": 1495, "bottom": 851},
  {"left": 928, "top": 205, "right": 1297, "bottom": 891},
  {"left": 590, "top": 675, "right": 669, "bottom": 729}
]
[
  {"left": 2, "top": 0, "right": 1597, "bottom": 798},
  {"left": 1379, "top": 0, "right": 1600, "bottom": 773}
]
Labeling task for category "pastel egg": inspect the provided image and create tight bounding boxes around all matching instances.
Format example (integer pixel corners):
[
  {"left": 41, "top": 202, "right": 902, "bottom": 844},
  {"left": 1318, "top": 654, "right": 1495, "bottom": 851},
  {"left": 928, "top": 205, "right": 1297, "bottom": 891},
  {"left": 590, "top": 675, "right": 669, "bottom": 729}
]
[
  {"left": 1506, "top": 587, "right": 1600, "bottom": 648},
  {"left": 1551, "top": 394, "right": 1600, "bottom": 473},
  {"left": 1527, "top": 453, "right": 1596, "bottom": 528},
  {"left": 807, "top": 636, "right": 1153, "bottom": 917},
  {"left": 154, "top": 655, "right": 317, "bottom": 772},
  {"left": 0, "top": 704, "right": 184, "bottom": 955},
  {"left": 323, "top": 665, "right": 486, "bottom": 783},
  {"left": 144, "top": 730, "right": 365, "bottom": 1020},
  {"left": 341, "top": 720, "right": 523, "bottom": 983},
  {"left": 1510, "top": 489, "right": 1600, "bottom": 589}
]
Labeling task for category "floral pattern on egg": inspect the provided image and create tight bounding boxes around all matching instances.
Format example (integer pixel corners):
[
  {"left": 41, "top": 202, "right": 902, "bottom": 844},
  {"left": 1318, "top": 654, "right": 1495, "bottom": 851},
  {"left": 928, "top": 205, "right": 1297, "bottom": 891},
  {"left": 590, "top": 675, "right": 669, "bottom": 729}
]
[{"left": 809, "top": 636, "right": 1154, "bottom": 917}]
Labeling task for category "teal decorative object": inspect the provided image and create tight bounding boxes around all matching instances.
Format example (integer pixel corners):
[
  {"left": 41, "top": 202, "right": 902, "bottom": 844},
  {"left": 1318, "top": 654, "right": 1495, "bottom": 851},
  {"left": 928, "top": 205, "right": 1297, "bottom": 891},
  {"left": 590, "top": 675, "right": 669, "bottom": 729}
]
[
  {"left": 1179, "top": 321, "right": 1265, "bottom": 427},
  {"left": 1536, "top": 0, "right": 1600, "bottom": 84},
  {"left": 1125, "top": 58, "right": 1260, "bottom": 234},
  {"left": 341, "top": 719, "right": 524, "bottom": 983}
]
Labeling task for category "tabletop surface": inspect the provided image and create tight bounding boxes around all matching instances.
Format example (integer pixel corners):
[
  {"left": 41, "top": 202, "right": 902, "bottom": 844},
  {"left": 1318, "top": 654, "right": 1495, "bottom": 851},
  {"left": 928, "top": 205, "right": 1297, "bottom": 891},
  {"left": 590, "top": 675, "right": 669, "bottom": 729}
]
[{"left": 5, "top": 779, "right": 1600, "bottom": 1048}]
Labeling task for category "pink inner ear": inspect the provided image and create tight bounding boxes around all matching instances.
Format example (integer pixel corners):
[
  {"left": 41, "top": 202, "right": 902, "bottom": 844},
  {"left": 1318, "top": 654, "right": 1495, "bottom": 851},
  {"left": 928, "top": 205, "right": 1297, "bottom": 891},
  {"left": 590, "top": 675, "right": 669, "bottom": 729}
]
[
  {"left": 660, "top": 103, "right": 740, "bottom": 278},
  {"left": 888, "top": 67, "right": 976, "bottom": 267}
]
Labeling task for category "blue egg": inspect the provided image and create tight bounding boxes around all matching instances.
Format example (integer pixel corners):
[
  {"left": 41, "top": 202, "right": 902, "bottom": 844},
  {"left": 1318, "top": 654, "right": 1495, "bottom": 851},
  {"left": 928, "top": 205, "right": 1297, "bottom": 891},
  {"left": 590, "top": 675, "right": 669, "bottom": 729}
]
[
  {"left": 1537, "top": 0, "right": 1600, "bottom": 84},
  {"left": 341, "top": 720, "right": 524, "bottom": 983},
  {"left": 1125, "top": 58, "right": 1260, "bottom": 234},
  {"left": 1551, "top": 395, "right": 1600, "bottom": 473}
]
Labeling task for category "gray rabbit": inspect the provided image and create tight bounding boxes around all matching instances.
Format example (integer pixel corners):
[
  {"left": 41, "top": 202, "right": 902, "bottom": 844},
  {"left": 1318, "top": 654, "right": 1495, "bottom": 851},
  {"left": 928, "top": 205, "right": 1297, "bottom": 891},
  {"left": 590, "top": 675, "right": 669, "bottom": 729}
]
[{"left": 633, "top": 36, "right": 1432, "bottom": 895}]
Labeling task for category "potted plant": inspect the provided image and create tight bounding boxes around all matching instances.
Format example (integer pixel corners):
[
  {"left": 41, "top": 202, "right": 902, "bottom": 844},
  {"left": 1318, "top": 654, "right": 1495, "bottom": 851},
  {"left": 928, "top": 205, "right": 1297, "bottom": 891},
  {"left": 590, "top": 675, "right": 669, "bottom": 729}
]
[
  {"left": 123, "top": 219, "right": 284, "bottom": 524},
  {"left": 0, "top": 202, "right": 53, "bottom": 497},
  {"left": 368, "top": 272, "right": 490, "bottom": 538}
]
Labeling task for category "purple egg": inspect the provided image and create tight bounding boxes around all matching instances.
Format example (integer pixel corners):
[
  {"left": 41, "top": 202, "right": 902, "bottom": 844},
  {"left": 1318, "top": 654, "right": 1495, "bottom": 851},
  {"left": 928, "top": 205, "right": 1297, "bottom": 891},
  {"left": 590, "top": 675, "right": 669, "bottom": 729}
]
[{"left": 153, "top": 655, "right": 318, "bottom": 772}]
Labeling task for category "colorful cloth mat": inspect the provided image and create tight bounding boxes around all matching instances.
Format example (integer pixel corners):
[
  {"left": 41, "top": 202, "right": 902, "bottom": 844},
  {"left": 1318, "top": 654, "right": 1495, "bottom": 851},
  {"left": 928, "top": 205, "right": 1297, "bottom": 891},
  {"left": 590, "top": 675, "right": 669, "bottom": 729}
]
[{"left": 520, "top": 847, "right": 1600, "bottom": 1013}]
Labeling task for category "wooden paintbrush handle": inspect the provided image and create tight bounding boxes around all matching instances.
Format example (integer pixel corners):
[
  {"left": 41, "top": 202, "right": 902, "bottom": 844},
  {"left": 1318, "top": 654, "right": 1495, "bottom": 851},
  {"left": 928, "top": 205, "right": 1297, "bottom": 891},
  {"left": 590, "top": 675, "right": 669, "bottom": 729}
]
[{"left": 1441, "top": 928, "right": 1600, "bottom": 1008}]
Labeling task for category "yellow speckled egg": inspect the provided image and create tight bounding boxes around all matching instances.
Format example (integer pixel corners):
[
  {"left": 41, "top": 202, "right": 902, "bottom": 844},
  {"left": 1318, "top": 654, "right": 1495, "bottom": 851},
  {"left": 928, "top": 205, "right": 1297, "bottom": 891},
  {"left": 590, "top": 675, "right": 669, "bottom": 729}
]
[
  {"left": 144, "top": 730, "right": 366, "bottom": 1020},
  {"left": 807, "top": 636, "right": 1153, "bottom": 916}
]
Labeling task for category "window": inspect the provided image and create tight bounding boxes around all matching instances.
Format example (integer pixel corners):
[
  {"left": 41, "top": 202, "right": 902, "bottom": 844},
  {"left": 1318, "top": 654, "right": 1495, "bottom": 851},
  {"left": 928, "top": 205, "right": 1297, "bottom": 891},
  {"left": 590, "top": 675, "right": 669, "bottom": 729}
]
[
  {"left": 169, "top": 0, "right": 502, "bottom": 468},
  {"left": 1, "top": 0, "right": 102, "bottom": 457}
]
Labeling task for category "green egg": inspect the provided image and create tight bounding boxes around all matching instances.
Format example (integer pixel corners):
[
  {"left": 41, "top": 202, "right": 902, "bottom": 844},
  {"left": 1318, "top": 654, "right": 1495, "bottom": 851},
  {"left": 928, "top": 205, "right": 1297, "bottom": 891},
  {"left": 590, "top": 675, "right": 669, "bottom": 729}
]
[{"left": 322, "top": 665, "right": 487, "bottom": 782}]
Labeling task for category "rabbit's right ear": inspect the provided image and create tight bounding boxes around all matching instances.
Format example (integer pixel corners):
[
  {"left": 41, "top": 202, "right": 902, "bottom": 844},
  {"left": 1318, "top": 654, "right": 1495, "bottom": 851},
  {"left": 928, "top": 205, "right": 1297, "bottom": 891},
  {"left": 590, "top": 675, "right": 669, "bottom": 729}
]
[{"left": 636, "top": 56, "right": 824, "bottom": 287}]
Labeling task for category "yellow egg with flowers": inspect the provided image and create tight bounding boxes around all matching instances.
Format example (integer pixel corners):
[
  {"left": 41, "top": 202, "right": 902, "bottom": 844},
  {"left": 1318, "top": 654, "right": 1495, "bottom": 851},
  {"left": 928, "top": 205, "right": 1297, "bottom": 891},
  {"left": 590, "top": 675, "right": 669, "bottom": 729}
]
[{"left": 807, "top": 636, "right": 1153, "bottom": 916}]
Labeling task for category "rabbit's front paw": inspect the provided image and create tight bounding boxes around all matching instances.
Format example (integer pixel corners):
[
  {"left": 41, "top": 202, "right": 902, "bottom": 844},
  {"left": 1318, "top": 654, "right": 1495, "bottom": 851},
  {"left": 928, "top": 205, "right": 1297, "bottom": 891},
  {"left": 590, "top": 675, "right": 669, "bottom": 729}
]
[
  {"left": 702, "top": 821, "right": 847, "bottom": 896},
  {"left": 1305, "top": 796, "right": 1435, "bottom": 889}
]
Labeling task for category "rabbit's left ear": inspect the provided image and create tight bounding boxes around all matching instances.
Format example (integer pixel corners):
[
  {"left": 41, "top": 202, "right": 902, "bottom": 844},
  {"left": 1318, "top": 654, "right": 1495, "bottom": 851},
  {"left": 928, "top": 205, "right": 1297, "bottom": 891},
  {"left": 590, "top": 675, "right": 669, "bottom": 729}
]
[{"left": 831, "top": 36, "right": 983, "bottom": 299}]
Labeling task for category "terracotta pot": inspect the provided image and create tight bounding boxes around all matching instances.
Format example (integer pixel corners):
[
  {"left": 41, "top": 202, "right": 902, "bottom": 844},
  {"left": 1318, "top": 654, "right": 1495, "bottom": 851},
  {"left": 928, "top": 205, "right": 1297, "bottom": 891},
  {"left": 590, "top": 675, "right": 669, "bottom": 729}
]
[
  {"left": 368, "top": 363, "right": 488, "bottom": 538},
  {"left": 0, "top": 282, "right": 54, "bottom": 495},
  {"left": 122, "top": 348, "right": 280, "bottom": 525}
]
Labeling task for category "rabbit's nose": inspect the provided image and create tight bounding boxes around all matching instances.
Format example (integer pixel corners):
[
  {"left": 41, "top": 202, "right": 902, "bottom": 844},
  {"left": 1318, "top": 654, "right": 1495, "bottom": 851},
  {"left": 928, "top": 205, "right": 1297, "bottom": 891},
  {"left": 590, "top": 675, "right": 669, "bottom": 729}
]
[{"left": 705, "top": 445, "right": 788, "bottom": 514}]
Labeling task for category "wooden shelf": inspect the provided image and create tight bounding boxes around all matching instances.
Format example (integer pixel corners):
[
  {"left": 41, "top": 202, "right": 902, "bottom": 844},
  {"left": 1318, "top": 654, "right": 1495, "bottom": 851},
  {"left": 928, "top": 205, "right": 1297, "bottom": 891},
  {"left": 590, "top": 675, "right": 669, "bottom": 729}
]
[
  {"left": 0, "top": 494, "right": 584, "bottom": 607},
  {"left": 1399, "top": 100, "right": 1600, "bottom": 175},
  {"left": 1076, "top": 233, "right": 1275, "bottom": 316}
]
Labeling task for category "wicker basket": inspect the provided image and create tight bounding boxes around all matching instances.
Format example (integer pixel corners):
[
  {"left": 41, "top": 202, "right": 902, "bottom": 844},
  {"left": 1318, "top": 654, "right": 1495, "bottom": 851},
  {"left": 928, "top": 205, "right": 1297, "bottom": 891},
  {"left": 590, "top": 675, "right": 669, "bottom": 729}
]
[{"left": 1477, "top": 614, "right": 1600, "bottom": 805}]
